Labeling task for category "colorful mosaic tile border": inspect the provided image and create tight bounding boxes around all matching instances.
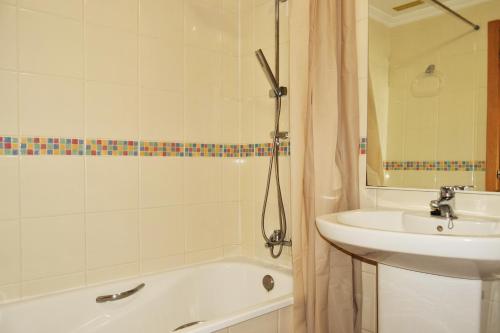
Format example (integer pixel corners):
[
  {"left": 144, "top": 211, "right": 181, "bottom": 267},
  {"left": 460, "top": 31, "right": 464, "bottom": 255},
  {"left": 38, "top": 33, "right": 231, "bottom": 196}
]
[
  {"left": 0, "top": 136, "right": 19, "bottom": 156},
  {"left": 86, "top": 139, "right": 138, "bottom": 156},
  {"left": 20, "top": 137, "right": 84, "bottom": 155},
  {"left": 253, "top": 142, "right": 290, "bottom": 157},
  {"left": 383, "top": 160, "right": 486, "bottom": 172},
  {"left": 0, "top": 136, "right": 291, "bottom": 158},
  {"left": 255, "top": 143, "right": 273, "bottom": 157},
  {"left": 141, "top": 141, "right": 184, "bottom": 157},
  {"left": 359, "top": 137, "right": 367, "bottom": 155},
  {"left": 184, "top": 143, "right": 224, "bottom": 157},
  {"left": 240, "top": 144, "right": 255, "bottom": 157},
  {"left": 279, "top": 141, "right": 290, "bottom": 156}
]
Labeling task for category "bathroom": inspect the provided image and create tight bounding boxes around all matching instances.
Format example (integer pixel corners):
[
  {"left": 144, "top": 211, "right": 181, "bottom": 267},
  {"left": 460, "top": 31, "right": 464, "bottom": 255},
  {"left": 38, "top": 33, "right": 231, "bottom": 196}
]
[{"left": 0, "top": 0, "right": 499, "bottom": 332}]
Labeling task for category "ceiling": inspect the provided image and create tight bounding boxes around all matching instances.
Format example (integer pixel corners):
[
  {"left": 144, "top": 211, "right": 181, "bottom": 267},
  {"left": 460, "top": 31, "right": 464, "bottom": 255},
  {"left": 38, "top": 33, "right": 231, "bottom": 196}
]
[
  {"left": 369, "top": 0, "right": 451, "bottom": 17},
  {"left": 369, "top": 0, "right": 490, "bottom": 26}
]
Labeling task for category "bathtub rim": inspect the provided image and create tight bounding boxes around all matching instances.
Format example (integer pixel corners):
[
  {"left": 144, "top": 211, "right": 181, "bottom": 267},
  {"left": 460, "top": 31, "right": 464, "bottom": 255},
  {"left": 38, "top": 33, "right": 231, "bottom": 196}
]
[{"left": 0, "top": 256, "right": 293, "bottom": 306}]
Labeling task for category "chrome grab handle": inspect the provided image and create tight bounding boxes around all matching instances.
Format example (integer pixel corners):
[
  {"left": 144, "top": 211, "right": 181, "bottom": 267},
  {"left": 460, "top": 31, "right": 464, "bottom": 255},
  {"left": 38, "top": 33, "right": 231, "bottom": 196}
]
[{"left": 96, "top": 283, "right": 145, "bottom": 303}]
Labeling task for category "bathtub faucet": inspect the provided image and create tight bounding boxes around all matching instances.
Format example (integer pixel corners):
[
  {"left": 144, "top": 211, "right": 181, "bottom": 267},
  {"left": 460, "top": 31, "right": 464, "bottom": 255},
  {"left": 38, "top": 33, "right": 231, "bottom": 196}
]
[{"left": 265, "top": 230, "right": 292, "bottom": 249}]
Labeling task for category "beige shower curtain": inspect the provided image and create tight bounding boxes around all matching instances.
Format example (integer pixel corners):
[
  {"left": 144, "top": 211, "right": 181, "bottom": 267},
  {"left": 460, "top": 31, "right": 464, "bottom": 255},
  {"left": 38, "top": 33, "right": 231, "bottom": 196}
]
[{"left": 290, "top": 0, "right": 362, "bottom": 332}]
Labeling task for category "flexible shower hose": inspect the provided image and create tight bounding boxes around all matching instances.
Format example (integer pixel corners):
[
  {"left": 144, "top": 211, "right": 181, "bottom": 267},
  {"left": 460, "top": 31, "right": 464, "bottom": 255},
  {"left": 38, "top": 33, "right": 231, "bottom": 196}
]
[{"left": 261, "top": 96, "right": 288, "bottom": 258}]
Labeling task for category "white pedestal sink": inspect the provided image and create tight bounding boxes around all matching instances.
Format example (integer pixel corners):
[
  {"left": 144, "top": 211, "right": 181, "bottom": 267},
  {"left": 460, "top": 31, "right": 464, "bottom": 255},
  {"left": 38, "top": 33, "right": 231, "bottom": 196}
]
[{"left": 316, "top": 209, "right": 500, "bottom": 333}]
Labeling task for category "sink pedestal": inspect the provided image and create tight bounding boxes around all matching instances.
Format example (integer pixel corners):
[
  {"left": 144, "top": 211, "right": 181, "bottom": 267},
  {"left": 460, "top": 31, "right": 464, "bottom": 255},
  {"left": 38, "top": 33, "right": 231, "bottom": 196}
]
[{"left": 378, "top": 264, "right": 482, "bottom": 333}]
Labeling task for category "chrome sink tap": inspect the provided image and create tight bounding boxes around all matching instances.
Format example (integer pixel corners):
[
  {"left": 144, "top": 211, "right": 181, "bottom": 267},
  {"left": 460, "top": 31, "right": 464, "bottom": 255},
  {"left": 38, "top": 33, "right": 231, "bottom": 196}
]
[{"left": 430, "top": 186, "right": 472, "bottom": 229}]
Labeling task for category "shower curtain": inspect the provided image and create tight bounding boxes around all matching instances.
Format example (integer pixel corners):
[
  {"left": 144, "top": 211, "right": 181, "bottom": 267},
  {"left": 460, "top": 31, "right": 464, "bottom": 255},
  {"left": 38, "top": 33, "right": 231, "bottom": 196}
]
[{"left": 290, "top": 0, "right": 362, "bottom": 332}]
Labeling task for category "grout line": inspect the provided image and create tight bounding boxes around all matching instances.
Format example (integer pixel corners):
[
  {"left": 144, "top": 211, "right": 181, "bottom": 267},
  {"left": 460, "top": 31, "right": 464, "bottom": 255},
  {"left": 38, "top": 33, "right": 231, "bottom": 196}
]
[
  {"left": 16, "top": 6, "right": 82, "bottom": 23},
  {"left": 15, "top": 0, "right": 23, "bottom": 296},
  {"left": 82, "top": 0, "right": 88, "bottom": 287},
  {"left": 136, "top": 0, "right": 142, "bottom": 276}
]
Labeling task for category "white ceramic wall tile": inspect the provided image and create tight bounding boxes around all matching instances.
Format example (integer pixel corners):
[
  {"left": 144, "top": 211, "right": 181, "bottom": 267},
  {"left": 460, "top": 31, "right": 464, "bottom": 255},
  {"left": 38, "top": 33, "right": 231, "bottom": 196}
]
[
  {"left": 140, "top": 206, "right": 185, "bottom": 259},
  {"left": 85, "top": 81, "right": 138, "bottom": 139},
  {"left": 253, "top": 1, "right": 274, "bottom": 50},
  {"left": 85, "top": 157, "right": 139, "bottom": 212},
  {"left": 140, "top": 89, "right": 184, "bottom": 141},
  {"left": 140, "top": 157, "right": 184, "bottom": 208},
  {"left": 21, "top": 272, "right": 84, "bottom": 298},
  {"left": 184, "top": 47, "right": 222, "bottom": 142},
  {"left": 19, "top": 73, "right": 84, "bottom": 137},
  {"left": 455, "top": 192, "right": 500, "bottom": 218},
  {"left": 20, "top": 156, "right": 84, "bottom": 218},
  {"left": 0, "top": 70, "right": 17, "bottom": 134},
  {"left": 85, "top": 24, "right": 137, "bottom": 85},
  {"left": 21, "top": 214, "right": 85, "bottom": 280},
  {"left": 240, "top": 157, "right": 255, "bottom": 203},
  {"left": 0, "top": 157, "right": 19, "bottom": 221},
  {"left": 241, "top": 201, "right": 255, "bottom": 251},
  {"left": 140, "top": 36, "right": 183, "bottom": 91},
  {"left": 222, "top": 55, "right": 239, "bottom": 99},
  {"left": 19, "top": 0, "right": 82, "bottom": 20},
  {"left": 86, "top": 262, "right": 139, "bottom": 285},
  {"left": 0, "top": 4, "right": 17, "bottom": 70},
  {"left": 0, "top": 0, "right": 16, "bottom": 5},
  {"left": 222, "top": 158, "right": 239, "bottom": 202},
  {"left": 221, "top": 99, "right": 240, "bottom": 143},
  {"left": 184, "top": 0, "right": 223, "bottom": 51},
  {"left": 221, "top": 9, "right": 239, "bottom": 56},
  {"left": 186, "top": 247, "right": 224, "bottom": 264},
  {"left": 139, "top": 0, "right": 183, "bottom": 43},
  {"left": 183, "top": 158, "right": 222, "bottom": 204},
  {"left": 0, "top": 220, "right": 20, "bottom": 286},
  {"left": 0, "top": 284, "right": 21, "bottom": 303},
  {"left": 85, "top": 0, "right": 137, "bottom": 32},
  {"left": 185, "top": 203, "right": 223, "bottom": 252},
  {"left": 222, "top": 202, "right": 240, "bottom": 246},
  {"left": 86, "top": 210, "right": 139, "bottom": 270},
  {"left": 375, "top": 188, "right": 437, "bottom": 211},
  {"left": 18, "top": 9, "right": 83, "bottom": 77},
  {"left": 141, "top": 254, "right": 185, "bottom": 274}
]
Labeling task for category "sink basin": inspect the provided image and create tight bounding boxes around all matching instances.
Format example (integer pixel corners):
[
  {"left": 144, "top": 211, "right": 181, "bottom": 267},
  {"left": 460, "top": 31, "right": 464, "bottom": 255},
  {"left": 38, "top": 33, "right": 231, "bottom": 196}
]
[{"left": 316, "top": 209, "right": 500, "bottom": 279}]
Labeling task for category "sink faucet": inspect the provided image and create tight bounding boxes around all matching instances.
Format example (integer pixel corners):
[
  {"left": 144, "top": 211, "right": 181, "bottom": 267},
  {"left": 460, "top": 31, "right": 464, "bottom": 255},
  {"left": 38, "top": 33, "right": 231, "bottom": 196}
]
[{"left": 430, "top": 186, "right": 472, "bottom": 229}]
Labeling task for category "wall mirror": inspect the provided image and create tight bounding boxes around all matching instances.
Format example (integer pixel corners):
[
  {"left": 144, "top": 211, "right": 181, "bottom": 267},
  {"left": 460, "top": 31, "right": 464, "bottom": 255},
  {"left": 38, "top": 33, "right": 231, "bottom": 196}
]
[{"left": 367, "top": 0, "right": 500, "bottom": 192}]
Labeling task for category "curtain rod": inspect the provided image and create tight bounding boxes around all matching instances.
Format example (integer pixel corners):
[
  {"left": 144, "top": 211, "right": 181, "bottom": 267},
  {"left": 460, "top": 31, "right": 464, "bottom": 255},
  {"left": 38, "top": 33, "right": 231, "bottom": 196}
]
[{"left": 429, "top": 0, "right": 480, "bottom": 30}]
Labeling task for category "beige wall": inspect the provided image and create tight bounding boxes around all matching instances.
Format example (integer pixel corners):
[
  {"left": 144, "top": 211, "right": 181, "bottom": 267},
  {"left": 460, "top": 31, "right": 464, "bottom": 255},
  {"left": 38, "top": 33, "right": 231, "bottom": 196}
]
[
  {"left": 0, "top": 0, "right": 290, "bottom": 303},
  {"left": 368, "top": 1, "right": 500, "bottom": 190}
]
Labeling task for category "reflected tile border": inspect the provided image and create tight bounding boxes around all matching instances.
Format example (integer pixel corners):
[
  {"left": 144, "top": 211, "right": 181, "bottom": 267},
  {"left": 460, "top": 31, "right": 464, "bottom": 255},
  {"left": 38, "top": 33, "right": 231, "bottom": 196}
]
[{"left": 383, "top": 160, "right": 486, "bottom": 172}]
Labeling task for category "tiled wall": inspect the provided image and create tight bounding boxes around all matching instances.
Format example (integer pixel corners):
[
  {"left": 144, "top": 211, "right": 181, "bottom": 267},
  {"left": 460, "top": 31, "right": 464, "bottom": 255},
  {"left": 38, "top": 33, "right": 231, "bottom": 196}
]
[
  {"left": 0, "top": 0, "right": 290, "bottom": 303},
  {"left": 214, "top": 306, "right": 292, "bottom": 333},
  {"left": 239, "top": 0, "right": 292, "bottom": 265}
]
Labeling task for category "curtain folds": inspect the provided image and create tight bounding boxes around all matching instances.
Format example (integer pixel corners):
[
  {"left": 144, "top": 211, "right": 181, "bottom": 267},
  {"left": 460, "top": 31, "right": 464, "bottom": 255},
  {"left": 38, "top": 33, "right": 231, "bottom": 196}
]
[{"left": 290, "top": 0, "right": 362, "bottom": 332}]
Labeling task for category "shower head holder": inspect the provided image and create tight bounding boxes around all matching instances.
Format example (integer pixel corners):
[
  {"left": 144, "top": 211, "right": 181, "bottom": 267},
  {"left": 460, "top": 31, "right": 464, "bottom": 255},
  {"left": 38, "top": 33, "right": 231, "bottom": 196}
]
[{"left": 269, "top": 86, "right": 287, "bottom": 98}]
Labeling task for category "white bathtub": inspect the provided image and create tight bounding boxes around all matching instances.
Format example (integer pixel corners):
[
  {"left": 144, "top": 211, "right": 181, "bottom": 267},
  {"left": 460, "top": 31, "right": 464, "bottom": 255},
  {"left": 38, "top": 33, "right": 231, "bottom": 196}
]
[{"left": 0, "top": 258, "right": 293, "bottom": 333}]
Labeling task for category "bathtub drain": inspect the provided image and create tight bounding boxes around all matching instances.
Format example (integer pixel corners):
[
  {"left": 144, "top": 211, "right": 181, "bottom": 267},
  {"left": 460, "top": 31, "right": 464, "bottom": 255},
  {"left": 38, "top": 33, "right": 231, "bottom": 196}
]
[{"left": 173, "top": 321, "right": 204, "bottom": 331}]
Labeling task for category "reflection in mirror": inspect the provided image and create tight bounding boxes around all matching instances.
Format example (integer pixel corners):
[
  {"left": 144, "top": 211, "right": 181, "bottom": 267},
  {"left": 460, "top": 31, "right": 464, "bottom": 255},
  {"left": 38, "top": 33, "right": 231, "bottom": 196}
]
[{"left": 367, "top": 0, "right": 500, "bottom": 192}]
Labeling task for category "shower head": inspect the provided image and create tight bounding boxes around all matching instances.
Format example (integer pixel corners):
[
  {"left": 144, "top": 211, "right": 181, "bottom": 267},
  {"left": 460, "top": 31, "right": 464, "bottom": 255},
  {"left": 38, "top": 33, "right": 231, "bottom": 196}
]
[
  {"left": 255, "top": 49, "right": 283, "bottom": 97},
  {"left": 425, "top": 64, "right": 436, "bottom": 74}
]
